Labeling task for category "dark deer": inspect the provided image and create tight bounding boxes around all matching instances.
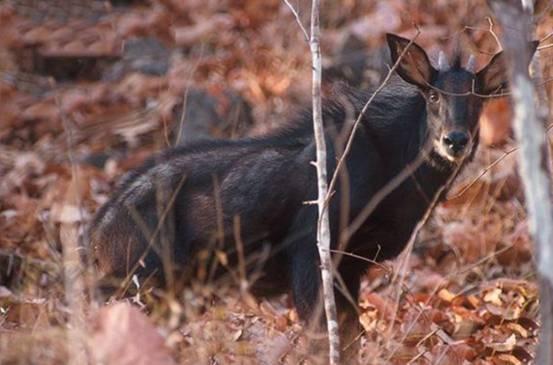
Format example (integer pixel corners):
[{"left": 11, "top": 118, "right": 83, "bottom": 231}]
[{"left": 89, "top": 33, "right": 533, "bottom": 353}]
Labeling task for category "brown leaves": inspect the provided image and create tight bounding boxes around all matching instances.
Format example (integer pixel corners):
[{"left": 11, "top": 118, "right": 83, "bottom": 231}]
[
  {"left": 360, "top": 276, "right": 538, "bottom": 364},
  {"left": 173, "top": 294, "right": 299, "bottom": 365},
  {"left": 1, "top": 1, "right": 551, "bottom": 365},
  {"left": 173, "top": 15, "right": 235, "bottom": 47},
  {"left": 357, "top": 184, "right": 538, "bottom": 364}
]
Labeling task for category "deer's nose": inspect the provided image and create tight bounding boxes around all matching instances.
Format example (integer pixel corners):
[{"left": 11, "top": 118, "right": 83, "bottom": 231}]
[{"left": 442, "top": 131, "right": 469, "bottom": 153}]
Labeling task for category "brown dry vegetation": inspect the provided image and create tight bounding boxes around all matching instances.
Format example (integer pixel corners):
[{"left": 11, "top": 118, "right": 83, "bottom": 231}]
[{"left": 1, "top": 0, "right": 552, "bottom": 364}]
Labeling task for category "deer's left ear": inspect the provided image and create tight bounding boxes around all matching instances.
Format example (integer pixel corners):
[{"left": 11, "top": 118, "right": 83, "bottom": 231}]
[
  {"left": 477, "top": 41, "right": 539, "bottom": 95},
  {"left": 386, "top": 33, "right": 437, "bottom": 90}
]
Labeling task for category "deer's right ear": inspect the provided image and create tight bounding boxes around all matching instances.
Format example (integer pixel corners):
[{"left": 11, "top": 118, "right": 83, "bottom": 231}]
[
  {"left": 386, "top": 33, "right": 436, "bottom": 89},
  {"left": 477, "top": 41, "right": 539, "bottom": 95},
  {"left": 476, "top": 51, "right": 507, "bottom": 95}
]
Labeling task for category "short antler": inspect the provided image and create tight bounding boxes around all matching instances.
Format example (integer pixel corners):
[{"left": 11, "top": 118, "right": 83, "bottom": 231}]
[
  {"left": 466, "top": 55, "right": 476, "bottom": 72},
  {"left": 438, "top": 51, "right": 449, "bottom": 70}
]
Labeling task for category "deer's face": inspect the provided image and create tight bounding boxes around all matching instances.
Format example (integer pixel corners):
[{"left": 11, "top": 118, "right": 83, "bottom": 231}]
[
  {"left": 426, "top": 69, "right": 482, "bottom": 162},
  {"left": 386, "top": 33, "right": 536, "bottom": 163}
]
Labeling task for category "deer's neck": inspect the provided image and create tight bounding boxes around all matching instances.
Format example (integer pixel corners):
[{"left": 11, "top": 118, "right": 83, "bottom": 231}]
[{"left": 401, "top": 110, "right": 458, "bottom": 207}]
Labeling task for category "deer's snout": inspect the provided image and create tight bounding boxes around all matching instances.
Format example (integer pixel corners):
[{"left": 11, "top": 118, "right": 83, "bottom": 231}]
[{"left": 442, "top": 131, "right": 469, "bottom": 156}]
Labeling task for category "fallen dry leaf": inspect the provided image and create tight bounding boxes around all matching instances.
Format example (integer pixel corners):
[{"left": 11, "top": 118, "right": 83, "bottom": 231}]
[
  {"left": 486, "top": 333, "right": 516, "bottom": 353},
  {"left": 90, "top": 302, "right": 177, "bottom": 365}
]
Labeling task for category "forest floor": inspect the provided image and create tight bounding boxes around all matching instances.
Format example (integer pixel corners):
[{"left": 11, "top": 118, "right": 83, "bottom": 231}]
[{"left": 1, "top": 1, "right": 552, "bottom": 364}]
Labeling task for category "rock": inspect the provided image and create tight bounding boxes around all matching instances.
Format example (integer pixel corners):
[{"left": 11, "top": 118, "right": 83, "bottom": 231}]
[
  {"left": 172, "top": 87, "right": 253, "bottom": 145},
  {"left": 90, "top": 302, "right": 178, "bottom": 365},
  {"left": 102, "top": 37, "right": 171, "bottom": 80}
]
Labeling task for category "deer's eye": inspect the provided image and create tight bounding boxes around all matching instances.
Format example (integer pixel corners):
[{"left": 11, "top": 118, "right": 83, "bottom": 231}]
[{"left": 428, "top": 90, "right": 440, "bottom": 103}]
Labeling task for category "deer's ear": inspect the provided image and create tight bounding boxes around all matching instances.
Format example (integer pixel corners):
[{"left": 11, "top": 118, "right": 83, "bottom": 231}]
[
  {"left": 386, "top": 33, "right": 436, "bottom": 89},
  {"left": 476, "top": 51, "right": 507, "bottom": 95},
  {"left": 477, "top": 41, "right": 539, "bottom": 95}
]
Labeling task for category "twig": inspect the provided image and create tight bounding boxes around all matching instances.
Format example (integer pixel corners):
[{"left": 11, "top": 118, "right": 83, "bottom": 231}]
[
  {"left": 541, "top": 30, "right": 553, "bottom": 43},
  {"left": 309, "top": 1, "right": 340, "bottom": 363},
  {"left": 55, "top": 94, "right": 89, "bottom": 365},
  {"left": 538, "top": 42, "right": 553, "bottom": 50},
  {"left": 326, "top": 29, "right": 422, "bottom": 211},
  {"left": 386, "top": 239, "right": 519, "bottom": 360},
  {"left": 341, "top": 151, "right": 427, "bottom": 245},
  {"left": 447, "top": 123, "right": 553, "bottom": 201},
  {"left": 384, "top": 161, "right": 464, "bottom": 358},
  {"left": 446, "top": 146, "right": 518, "bottom": 200},
  {"left": 232, "top": 215, "right": 249, "bottom": 292},
  {"left": 283, "top": 0, "right": 310, "bottom": 42}
]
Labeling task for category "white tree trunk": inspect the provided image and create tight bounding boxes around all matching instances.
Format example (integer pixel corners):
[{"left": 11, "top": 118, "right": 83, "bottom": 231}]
[
  {"left": 489, "top": 1, "right": 553, "bottom": 363},
  {"left": 309, "top": 0, "right": 341, "bottom": 363}
]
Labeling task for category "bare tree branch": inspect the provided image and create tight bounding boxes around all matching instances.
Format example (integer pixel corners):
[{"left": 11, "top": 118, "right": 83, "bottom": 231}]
[
  {"left": 309, "top": 0, "right": 340, "bottom": 363},
  {"left": 283, "top": 0, "right": 310, "bottom": 42},
  {"left": 56, "top": 94, "right": 89, "bottom": 365}
]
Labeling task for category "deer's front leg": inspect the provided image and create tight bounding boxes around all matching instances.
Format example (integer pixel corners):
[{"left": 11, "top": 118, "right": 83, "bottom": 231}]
[{"left": 287, "top": 229, "right": 362, "bottom": 363}]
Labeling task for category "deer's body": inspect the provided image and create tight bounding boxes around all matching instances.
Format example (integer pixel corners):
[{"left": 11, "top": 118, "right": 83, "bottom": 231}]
[{"left": 90, "top": 34, "right": 525, "bottom": 352}]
